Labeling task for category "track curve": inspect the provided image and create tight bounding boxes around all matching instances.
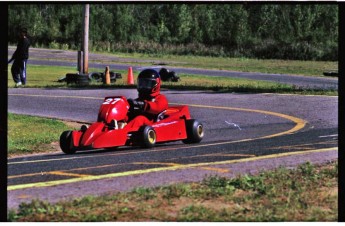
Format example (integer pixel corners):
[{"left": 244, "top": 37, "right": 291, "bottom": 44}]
[
  {"left": 8, "top": 88, "right": 338, "bottom": 209},
  {"left": 7, "top": 48, "right": 338, "bottom": 209}
]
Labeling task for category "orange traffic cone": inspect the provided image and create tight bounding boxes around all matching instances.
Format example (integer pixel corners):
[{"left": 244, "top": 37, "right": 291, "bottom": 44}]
[
  {"left": 104, "top": 66, "right": 110, "bottom": 85},
  {"left": 127, "top": 67, "right": 134, "bottom": 85}
]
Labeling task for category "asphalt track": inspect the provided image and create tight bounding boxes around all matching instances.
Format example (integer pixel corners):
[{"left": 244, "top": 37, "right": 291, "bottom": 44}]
[
  {"left": 7, "top": 48, "right": 338, "bottom": 209},
  {"left": 8, "top": 88, "right": 338, "bottom": 209}
]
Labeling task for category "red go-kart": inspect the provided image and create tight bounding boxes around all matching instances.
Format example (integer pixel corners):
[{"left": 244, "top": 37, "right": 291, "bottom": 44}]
[{"left": 60, "top": 96, "right": 204, "bottom": 154}]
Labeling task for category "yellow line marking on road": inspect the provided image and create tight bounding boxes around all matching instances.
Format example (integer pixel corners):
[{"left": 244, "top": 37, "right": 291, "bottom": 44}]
[
  {"left": 9, "top": 172, "right": 45, "bottom": 179},
  {"left": 217, "top": 154, "right": 256, "bottom": 157},
  {"left": 133, "top": 162, "right": 230, "bottom": 173},
  {"left": 48, "top": 171, "right": 91, "bottom": 178},
  {"left": 9, "top": 104, "right": 306, "bottom": 165},
  {"left": 9, "top": 171, "right": 91, "bottom": 179},
  {"left": 266, "top": 140, "right": 338, "bottom": 151},
  {"left": 8, "top": 93, "right": 308, "bottom": 186},
  {"left": 199, "top": 167, "right": 230, "bottom": 173},
  {"left": 9, "top": 154, "right": 110, "bottom": 165},
  {"left": 133, "top": 162, "right": 181, "bottom": 167},
  {"left": 9, "top": 93, "right": 306, "bottom": 140},
  {"left": 173, "top": 102, "right": 307, "bottom": 139},
  {"left": 167, "top": 153, "right": 256, "bottom": 161},
  {"left": 282, "top": 147, "right": 314, "bottom": 151},
  {"left": 8, "top": 163, "right": 123, "bottom": 179},
  {"left": 8, "top": 147, "right": 337, "bottom": 191}
]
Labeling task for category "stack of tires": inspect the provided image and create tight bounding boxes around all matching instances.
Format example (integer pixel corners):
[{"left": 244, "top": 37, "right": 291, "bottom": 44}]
[
  {"left": 65, "top": 73, "right": 90, "bottom": 85},
  {"left": 159, "top": 68, "right": 180, "bottom": 82},
  {"left": 323, "top": 70, "right": 338, "bottom": 77},
  {"left": 65, "top": 72, "right": 122, "bottom": 85},
  {"left": 88, "top": 71, "right": 122, "bottom": 83}
]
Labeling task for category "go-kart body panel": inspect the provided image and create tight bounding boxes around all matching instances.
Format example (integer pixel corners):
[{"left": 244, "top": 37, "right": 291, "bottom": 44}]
[
  {"left": 153, "top": 119, "right": 187, "bottom": 142},
  {"left": 79, "top": 122, "right": 104, "bottom": 146},
  {"left": 92, "top": 129, "right": 128, "bottom": 148}
]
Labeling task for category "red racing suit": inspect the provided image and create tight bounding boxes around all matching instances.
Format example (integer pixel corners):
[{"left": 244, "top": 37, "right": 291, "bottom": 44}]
[{"left": 126, "top": 93, "right": 168, "bottom": 130}]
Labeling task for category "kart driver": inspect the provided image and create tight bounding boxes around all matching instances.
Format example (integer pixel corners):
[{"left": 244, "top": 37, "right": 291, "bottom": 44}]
[{"left": 125, "top": 69, "right": 168, "bottom": 129}]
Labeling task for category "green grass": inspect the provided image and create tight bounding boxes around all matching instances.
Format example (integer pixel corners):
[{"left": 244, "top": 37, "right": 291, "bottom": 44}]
[
  {"left": 8, "top": 65, "right": 78, "bottom": 88},
  {"left": 90, "top": 51, "right": 338, "bottom": 77},
  {"left": 8, "top": 161, "right": 338, "bottom": 222},
  {"left": 8, "top": 65, "right": 338, "bottom": 96},
  {"left": 7, "top": 65, "right": 130, "bottom": 88},
  {"left": 10, "top": 45, "right": 338, "bottom": 76},
  {"left": 8, "top": 113, "right": 78, "bottom": 157}
]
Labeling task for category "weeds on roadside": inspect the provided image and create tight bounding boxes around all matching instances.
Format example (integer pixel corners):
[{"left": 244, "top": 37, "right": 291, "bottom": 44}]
[{"left": 8, "top": 161, "right": 338, "bottom": 222}]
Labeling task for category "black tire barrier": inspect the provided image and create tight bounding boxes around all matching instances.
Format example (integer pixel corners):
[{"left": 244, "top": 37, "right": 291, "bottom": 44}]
[
  {"left": 323, "top": 71, "right": 338, "bottom": 77},
  {"left": 65, "top": 73, "right": 90, "bottom": 85},
  {"left": 159, "top": 68, "right": 180, "bottom": 82},
  {"left": 88, "top": 71, "right": 122, "bottom": 83}
]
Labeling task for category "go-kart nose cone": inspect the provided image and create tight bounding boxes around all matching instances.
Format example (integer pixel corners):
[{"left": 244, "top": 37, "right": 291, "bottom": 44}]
[{"left": 98, "top": 97, "right": 129, "bottom": 124}]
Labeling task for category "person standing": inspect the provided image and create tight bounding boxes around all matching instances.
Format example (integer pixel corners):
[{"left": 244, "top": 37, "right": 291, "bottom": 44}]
[{"left": 8, "top": 27, "right": 30, "bottom": 87}]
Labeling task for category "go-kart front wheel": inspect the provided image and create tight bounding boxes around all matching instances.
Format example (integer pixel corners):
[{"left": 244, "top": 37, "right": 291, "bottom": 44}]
[
  {"left": 60, "top": 130, "right": 76, "bottom": 154},
  {"left": 183, "top": 119, "right": 204, "bottom": 144},
  {"left": 141, "top": 126, "right": 156, "bottom": 148}
]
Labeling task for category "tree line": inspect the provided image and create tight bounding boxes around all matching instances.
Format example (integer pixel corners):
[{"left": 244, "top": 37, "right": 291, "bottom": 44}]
[{"left": 8, "top": 4, "right": 338, "bottom": 61}]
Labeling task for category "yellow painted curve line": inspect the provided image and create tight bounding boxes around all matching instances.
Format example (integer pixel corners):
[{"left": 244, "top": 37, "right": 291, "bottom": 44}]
[
  {"left": 8, "top": 147, "right": 337, "bottom": 191},
  {"left": 9, "top": 95, "right": 307, "bottom": 166},
  {"left": 8, "top": 93, "right": 309, "bottom": 190},
  {"left": 9, "top": 93, "right": 307, "bottom": 139},
  {"left": 174, "top": 102, "right": 307, "bottom": 139}
]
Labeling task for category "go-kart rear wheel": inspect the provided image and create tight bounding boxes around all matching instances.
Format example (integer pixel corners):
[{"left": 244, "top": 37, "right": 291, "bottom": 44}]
[
  {"left": 60, "top": 130, "right": 76, "bottom": 154},
  {"left": 183, "top": 119, "right": 204, "bottom": 144},
  {"left": 141, "top": 126, "right": 156, "bottom": 148}
]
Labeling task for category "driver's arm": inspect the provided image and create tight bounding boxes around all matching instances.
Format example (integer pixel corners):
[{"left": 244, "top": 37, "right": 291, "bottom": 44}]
[{"left": 145, "top": 94, "right": 168, "bottom": 114}]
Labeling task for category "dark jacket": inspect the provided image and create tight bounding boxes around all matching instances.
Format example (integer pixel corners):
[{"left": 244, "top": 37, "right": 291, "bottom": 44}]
[{"left": 12, "top": 37, "right": 30, "bottom": 60}]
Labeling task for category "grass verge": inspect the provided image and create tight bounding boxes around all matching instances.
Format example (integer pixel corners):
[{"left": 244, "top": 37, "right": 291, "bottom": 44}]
[
  {"left": 8, "top": 65, "right": 338, "bottom": 96},
  {"left": 10, "top": 46, "right": 337, "bottom": 77},
  {"left": 86, "top": 51, "right": 338, "bottom": 77},
  {"left": 8, "top": 161, "right": 338, "bottom": 222},
  {"left": 8, "top": 113, "right": 79, "bottom": 157}
]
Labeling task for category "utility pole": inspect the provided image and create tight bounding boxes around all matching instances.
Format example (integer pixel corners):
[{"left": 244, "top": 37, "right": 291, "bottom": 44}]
[{"left": 82, "top": 4, "right": 89, "bottom": 74}]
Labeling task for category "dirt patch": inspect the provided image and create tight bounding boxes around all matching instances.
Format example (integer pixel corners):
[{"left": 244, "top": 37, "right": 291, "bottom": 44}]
[
  {"left": 62, "top": 120, "right": 85, "bottom": 129},
  {"left": 8, "top": 142, "right": 62, "bottom": 158}
]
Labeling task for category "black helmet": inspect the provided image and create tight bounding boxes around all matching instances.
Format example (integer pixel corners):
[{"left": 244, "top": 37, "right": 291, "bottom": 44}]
[{"left": 137, "top": 69, "right": 161, "bottom": 97}]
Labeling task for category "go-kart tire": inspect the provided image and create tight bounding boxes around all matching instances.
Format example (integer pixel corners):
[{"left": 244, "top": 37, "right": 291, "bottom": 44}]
[
  {"left": 60, "top": 130, "right": 76, "bottom": 154},
  {"left": 141, "top": 126, "right": 156, "bottom": 148},
  {"left": 183, "top": 119, "right": 204, "bottom": 144}
]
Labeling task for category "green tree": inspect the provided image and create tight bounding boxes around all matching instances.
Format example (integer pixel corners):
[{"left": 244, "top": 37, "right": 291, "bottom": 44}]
[{"left": 8, "top": 4, "right": 338, "bottom": 60}]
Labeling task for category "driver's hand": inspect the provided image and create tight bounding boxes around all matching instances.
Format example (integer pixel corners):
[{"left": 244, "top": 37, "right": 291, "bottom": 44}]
[{"left": 128, "top": 99, "right": 145, "bottom": 111}]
